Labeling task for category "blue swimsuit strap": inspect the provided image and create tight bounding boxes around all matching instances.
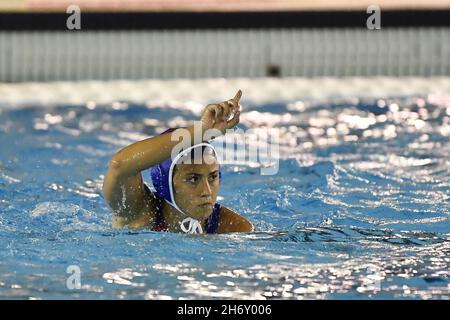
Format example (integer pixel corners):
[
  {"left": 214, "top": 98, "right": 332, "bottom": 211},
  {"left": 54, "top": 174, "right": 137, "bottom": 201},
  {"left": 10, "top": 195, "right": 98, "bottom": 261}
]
[{"left": 205, "top": 203, "right": 221, "bottom": 234}]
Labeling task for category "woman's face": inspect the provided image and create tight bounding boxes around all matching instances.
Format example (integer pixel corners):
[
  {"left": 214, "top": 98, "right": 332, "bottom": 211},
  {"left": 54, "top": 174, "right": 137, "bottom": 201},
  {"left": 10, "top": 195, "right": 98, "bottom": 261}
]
[{"left": 172, "top": 155, "right": 219, "bottom": 220}]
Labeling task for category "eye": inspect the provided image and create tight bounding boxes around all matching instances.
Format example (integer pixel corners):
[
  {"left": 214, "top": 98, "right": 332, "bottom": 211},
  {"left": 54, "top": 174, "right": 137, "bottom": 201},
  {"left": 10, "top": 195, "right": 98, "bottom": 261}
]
[
  {"left": 208, "top": 173, "right": 218, "bottom": 182},
  {"left": 185, "top": 176, "right": 199, "bottom": 184}
]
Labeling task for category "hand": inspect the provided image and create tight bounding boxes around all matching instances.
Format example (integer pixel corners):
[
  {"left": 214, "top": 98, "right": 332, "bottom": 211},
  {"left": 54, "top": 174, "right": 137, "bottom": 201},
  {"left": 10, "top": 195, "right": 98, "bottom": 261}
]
[{"left": 200, "top": 90, "right": 242, "bottom": 134}]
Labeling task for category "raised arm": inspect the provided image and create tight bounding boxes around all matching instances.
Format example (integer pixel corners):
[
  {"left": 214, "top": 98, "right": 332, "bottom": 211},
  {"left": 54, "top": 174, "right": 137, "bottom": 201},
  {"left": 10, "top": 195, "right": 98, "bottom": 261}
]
[{"left": 102, "top": 124, "right": 200, "bottom": 219}]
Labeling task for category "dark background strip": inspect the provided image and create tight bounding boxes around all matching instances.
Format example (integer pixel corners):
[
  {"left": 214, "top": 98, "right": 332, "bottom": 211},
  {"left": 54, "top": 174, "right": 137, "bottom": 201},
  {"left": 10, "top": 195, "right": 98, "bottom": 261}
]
[{"left": 0, "top": 10, "right": 449, "bottom": 31}]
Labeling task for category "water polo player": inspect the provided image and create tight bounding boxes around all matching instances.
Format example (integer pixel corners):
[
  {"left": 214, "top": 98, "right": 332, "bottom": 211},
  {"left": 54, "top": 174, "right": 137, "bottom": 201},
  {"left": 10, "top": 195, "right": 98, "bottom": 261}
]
[{"left": 103, "top": 90, "right": 253, "bottom": 234}]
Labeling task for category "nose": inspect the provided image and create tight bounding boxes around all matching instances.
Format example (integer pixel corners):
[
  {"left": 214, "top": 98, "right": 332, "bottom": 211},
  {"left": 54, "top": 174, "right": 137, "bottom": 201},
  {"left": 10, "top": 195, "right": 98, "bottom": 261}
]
[{"left": 199, "top": 177, "right": 212, "bottom": 197}]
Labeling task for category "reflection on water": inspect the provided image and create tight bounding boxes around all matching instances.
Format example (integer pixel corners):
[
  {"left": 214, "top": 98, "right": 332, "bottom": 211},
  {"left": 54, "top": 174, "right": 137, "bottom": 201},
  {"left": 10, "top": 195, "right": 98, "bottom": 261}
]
[{"left": 0, "top": 93, "right": 449, "bottom": 299}]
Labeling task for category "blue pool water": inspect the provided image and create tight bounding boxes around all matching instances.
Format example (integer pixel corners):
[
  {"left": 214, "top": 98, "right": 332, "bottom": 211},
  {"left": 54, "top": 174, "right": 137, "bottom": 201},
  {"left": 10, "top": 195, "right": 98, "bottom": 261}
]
[{"left": 0, "top": 94, "right": 449, "bottom": 299}]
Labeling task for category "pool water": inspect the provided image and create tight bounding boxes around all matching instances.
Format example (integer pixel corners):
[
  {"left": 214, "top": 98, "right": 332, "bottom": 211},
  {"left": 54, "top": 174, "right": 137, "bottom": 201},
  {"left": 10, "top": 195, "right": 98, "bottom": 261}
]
[{"left": 0, "top": 93, "right": 449, "bottom": 299}]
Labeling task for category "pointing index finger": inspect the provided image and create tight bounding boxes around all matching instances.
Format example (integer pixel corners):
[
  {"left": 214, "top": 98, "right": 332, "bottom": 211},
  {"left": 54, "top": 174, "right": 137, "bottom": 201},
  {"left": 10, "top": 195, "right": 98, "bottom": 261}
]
[{"left": 232, "top": 89, "right": 242, "bottom": 104}]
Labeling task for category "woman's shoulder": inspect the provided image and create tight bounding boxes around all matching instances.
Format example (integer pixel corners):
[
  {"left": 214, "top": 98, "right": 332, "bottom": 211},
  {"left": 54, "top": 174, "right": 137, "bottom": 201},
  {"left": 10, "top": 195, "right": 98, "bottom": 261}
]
[{"left": 218, "top": 206, "right": 253, "bottom": 233}]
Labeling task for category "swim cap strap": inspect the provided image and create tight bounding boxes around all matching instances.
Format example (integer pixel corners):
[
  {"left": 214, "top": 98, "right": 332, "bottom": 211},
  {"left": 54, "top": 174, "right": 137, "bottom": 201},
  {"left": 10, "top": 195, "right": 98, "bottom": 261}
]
[{"left": 180, "top": 217, "right": 203, "bottom": 234}]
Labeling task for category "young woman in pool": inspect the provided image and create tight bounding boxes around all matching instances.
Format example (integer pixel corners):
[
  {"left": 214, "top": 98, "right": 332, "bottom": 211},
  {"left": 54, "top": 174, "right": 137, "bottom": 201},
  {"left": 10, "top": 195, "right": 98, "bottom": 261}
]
[{"left": 103, "top": 90, "right": 253, "bottom": 234}]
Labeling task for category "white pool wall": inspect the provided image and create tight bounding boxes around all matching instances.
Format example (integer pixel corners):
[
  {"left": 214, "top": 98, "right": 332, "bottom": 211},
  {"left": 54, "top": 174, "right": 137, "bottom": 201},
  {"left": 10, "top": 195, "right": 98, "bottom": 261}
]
[{"left": 0, "top": 28, "right": 449, "bottom": 82}]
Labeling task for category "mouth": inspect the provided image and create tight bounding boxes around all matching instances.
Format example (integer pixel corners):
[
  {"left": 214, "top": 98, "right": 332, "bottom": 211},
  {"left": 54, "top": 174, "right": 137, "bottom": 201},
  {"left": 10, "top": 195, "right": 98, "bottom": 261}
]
[{"left": 198, "top": 203, "right": 213, "bottom": 209}]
